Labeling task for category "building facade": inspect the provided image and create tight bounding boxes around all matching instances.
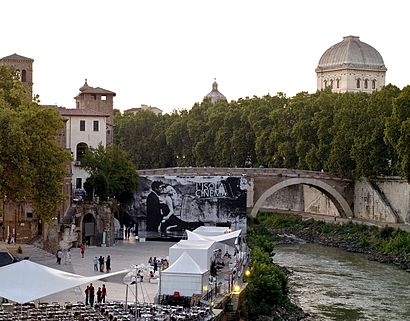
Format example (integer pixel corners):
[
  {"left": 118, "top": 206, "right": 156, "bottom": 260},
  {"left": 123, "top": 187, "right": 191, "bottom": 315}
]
[
  {"left": 316, "top": 36, "right": 387, "bottom": 93},
  {"left": 0, "top": 53, "right": 34, "bottom": 100},
  {"left": 58, "top": 108, "right": 109, "bottom": 191}
]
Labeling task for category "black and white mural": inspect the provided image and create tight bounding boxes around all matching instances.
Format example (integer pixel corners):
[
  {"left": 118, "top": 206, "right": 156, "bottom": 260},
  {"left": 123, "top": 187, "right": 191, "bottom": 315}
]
[{"left": 124, "top": 175, "right": 247, "bottom": 239}]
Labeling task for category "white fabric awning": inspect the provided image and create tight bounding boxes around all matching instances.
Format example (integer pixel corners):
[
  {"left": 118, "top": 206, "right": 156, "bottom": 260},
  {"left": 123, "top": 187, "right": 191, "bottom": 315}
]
[
  {"left": 186, "top": 229, "right": 241, "bottom": 248},
  {"left": 0, "top": 260, "right": 130, "bottom": 304}
]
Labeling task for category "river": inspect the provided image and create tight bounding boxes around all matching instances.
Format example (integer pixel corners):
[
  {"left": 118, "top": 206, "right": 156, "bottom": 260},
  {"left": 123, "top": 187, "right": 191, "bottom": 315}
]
[{"left": 272, "top": 243, "right": 410, "bottom": 321}]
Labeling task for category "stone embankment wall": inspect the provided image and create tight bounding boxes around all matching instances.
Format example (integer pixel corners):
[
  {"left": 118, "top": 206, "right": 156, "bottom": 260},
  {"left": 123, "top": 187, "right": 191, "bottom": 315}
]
[{"left": 251, "top": 176, "right": 410, "bottom": 225}]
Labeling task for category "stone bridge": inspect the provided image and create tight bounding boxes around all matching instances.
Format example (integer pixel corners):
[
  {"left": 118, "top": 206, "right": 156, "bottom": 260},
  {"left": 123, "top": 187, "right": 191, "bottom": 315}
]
[{"left": 137, "top": 167, "right": 355, "bottom": 219}]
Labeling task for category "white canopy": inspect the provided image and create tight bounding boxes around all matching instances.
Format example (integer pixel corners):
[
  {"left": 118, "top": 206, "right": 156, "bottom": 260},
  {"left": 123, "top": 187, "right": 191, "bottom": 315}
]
[
  {"left": 192, "top": 226, "right": 230, "bottom": 236},
  {"left": 169, "top": 240, "right": 215, "bottom": 271},
  {"left": 0, "top": 260, "right": 130, "bottom": 304},
  {"left": 165, "top": 251, "right": 207, "bottom": 274},
  {"left": 160, "top": 252, "right": 209, "bottom": 297},
  {"left": 186, "top": 229, "right": 241, "bottom": 248}
]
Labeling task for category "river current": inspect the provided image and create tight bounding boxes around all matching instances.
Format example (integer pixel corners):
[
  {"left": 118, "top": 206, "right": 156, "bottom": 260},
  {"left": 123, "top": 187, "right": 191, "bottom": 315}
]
[{"left": 272, "top": 243, "right": 410, "bottom": 321}]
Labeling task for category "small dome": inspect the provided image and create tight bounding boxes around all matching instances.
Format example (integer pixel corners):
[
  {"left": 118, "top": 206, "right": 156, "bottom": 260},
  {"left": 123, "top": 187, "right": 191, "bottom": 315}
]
[
  {"left": 79, "top": 79, "right": 92, "bottom": 92},
  {"left": 316, "top": 36, "right": 386, "bottom": 71},
  {"left": 205, "top": 79, "right": 226, "bottom": 104}
]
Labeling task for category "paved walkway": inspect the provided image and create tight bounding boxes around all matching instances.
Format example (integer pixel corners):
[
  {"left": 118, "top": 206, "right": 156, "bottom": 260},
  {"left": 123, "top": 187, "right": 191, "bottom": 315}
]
[{"left": 1, "top": 238, "right": 177, "bottom": 305}]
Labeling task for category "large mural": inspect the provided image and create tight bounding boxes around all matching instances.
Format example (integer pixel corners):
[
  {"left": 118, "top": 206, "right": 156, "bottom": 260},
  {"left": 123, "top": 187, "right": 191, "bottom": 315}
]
[{"left": 124, "top": 175, "right": 247, "bottom": 239}]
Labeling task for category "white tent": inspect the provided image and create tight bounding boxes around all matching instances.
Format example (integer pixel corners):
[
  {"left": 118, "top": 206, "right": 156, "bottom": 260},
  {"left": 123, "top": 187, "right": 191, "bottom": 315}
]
[
  {"left": 187, "top": 229, "right": 241, "bottom": 248},
  {"left": 192, "top": 226, "right": 230, "bottom": 236},
  {"left": 169, "top": 240, "right": 215, "bottom": 271},
  {"left": 0, "top": 260, "right": 130, "bottom": 304},
  {"left": 160, "top": 251, "right": 209, "bottom": 297}
]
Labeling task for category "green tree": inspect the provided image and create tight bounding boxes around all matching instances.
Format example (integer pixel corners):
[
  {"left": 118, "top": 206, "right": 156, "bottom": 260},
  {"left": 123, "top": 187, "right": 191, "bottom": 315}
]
[
  {"left": 80, "top": 144, "right": 138, "bottom": 201},
  {"left": 0, "top": 65, "right": 71, "bottom": 222},
  {"left": 385, "top": 86, "right": 410, "bottom": 181}
]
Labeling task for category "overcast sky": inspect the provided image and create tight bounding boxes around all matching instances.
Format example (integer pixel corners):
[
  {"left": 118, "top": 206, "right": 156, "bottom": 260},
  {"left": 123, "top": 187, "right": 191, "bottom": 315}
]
[{"left": 2, "top": 0, "right": 409, "bottom": 114}]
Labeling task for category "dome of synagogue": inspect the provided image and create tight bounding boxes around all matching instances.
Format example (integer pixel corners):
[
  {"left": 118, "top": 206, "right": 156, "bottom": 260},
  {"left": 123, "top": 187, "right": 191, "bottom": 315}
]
[
  {"left": 205, "top": 80, "right": 227, "bottom": 104},
  {"left": 316, "top": 36, "right": 386, "bottom": 72}
]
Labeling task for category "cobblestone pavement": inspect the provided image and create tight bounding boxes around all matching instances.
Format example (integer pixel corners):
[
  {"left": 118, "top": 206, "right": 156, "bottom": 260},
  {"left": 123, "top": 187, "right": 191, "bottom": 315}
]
[{"left": 1, "top": 238, "right": 177, "bottom": 304}]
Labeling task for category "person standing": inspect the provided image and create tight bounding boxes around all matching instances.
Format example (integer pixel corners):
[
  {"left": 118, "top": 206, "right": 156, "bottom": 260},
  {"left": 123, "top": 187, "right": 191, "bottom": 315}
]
[
  {"left": 89, "top": 283, "right": 95, "bottom": 307},
  {"left": 153, "top": 257, "right": 158, "bottom": 273},
  {"left": 93, "top": 256, "right": 99, "bottom": 271},
  {"left": 56, "top": 249, "right": 63, "bottom": 264},
  {"left": 98, "top": 256, "right": 105, "bottom": 272},
  {"left": 106, "top": 255, "right": 111, "bottom": 273},
  {"left": 85, "top": 285, "right": 90, "bottom": 305},
  {"left": 96, "top": 287, "right": 102, "bottom": 304},
  {"left": 80, "top": 243, "right": 85, "bottom": 258},
  {"left": 101, "top": 284, "right": 107, "bottom": 303}
]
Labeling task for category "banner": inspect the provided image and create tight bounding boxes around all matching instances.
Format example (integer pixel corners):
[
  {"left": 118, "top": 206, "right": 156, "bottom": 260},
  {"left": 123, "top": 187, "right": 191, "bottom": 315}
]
[{"left": 125, "top": 175, "right": 247, "bottom": 239}]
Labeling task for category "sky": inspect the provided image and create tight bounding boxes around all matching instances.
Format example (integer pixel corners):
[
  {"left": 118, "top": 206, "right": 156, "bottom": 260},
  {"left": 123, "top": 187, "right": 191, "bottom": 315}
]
[{"left": 2, "top": 0, "right": 410, "bottom": 114}]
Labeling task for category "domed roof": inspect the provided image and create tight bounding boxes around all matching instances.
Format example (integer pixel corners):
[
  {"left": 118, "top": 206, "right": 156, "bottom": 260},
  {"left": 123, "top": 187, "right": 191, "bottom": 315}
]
[
  {"left": 316, "top": 36, "right": 387, "bottom": 72},
  {"left": 205, "top": 80, "right": 226, "bottom": 104},
  {"left": 79, "top": 79, "right": 92, "bottom": 92}
]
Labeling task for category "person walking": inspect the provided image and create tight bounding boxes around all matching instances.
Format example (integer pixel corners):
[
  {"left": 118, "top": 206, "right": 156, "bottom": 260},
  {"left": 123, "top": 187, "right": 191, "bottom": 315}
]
[
  {"left": 89, "top": 283, "right": 95, "bottom": 307},
  {"left": 85, "top": 285, "right": 90, "bottom": 305},
  {"left": 101, "top": 284, "right": 107, "bottom": 303},
  {"left": 106, "top": 255, "right": 111, "bottom": 273},
  {"left": 93, "top": 256, "right": 99, "bottom": 271},
  {"left": 80, "top": 243, "right": 85, "bottom": 258}
]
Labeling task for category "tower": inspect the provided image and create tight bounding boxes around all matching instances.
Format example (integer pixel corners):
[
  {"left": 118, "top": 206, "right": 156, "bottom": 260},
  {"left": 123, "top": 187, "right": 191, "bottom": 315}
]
[{"left": 0, "top": 53, "right": 34, "bottom": 100}]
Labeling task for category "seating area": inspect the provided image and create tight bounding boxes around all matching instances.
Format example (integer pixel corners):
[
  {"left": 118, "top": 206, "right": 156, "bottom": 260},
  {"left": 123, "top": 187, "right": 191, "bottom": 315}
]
[{"left": 0, "top": 301, "right": 213, "bottom": 321}]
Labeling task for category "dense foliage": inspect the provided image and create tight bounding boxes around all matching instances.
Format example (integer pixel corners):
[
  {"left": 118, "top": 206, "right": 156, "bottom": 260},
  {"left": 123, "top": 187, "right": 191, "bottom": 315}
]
[
  {"left": 80, "top": 144, "right": 138, "bottom": 202},
  {"left": 114, "top": 85, "right": 410, "bottom": 181},
  {"left": 257, "top": 212, "right": 410, "bottom": 259},
  {"left": 244, "top": 225, "right": 303, "bottom": 320},
  {"left": 0, "top": 66, "right": 71, "bottom": 222}
]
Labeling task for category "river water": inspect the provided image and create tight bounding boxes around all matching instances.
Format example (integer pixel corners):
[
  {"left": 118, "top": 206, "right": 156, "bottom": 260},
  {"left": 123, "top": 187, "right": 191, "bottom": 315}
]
[{"left": 272, "top": 243, "right": 410, "bottom": 321}]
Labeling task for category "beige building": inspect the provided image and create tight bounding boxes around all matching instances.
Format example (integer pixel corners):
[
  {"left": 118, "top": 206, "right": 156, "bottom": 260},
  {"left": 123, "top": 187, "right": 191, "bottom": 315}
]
[
  {"left": 316, "top": 36, "right": 387, "bottom": 93},
  {"left": 75, "top": 79, "right": 116, "bottom": 144},
  {"left": 57, "top": 108, "right": 109, "bottom": 191}
]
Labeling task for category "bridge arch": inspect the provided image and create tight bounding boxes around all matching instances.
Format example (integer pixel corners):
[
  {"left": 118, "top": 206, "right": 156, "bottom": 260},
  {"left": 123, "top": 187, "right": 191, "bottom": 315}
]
[{"left": 250, "top": 178, "right": 353, "bottom": 218}]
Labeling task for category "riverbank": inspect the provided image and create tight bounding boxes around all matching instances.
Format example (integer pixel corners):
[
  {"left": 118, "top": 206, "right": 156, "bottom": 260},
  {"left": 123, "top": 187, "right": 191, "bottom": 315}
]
[{"left": 257, "top": 213, "right": 410, "bottom": 272}]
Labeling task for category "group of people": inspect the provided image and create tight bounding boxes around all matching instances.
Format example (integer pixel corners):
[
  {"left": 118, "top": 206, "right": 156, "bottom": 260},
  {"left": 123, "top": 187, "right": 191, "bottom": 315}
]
[
  {"left": 55, "top": 248, "right": 72, "bottom": 264},
  {"left": 84, "top": 283, "right": 107, "bottom": 306},
  {"left": 148, "top": 256, "right": 169, "bottom": 273},
  {"left": 93, "top": 255, "right": 111, "bottom": 272}
]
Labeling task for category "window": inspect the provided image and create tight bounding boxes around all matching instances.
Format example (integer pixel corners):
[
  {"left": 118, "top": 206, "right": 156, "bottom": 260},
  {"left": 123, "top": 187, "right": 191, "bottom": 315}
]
[
  {"left": 336, "top": 79, "right": 340, "bottom": 89},
  {"left": 372, "top": 80, "right": 376, "bottom": 89},
  {"left": 21, "top": 70, "right": 27, "bottom": 82},
  {"left": 80, "top": 120, "right": 85, "bottom": 131},
  {"left": 76, "top": 178, "right": 82, "bottom": 189},
  {"left": 92, "top": 94, "right": 97, "bottom": 100},
  {"left": 356, "top": 79, "right": 361, "bottom": 89},
  {"left": 364, "top": 79, "right": 368, "bottom": 89},
  {"left": 101, "top": 95, "right": 107, "bottom": 101},
  {"left": 76, "top": 143, "right": 88, "bottom": 161},
  {"left": 324, "top": 80, "right": 327, "bottom": 88},
  {"left": 330, "top": 80, "right": 333, "bottom": 88},
  {"left": 93, "top": 120, "right": 99, "bottom": 132},
  {"left": 26, "top": 212, "right": 33, "bottom": 219}
]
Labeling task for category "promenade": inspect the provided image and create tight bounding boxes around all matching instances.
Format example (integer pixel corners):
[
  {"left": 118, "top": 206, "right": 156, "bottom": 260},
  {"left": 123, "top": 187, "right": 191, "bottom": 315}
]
[{"left": 1, "top": 238, "right": 177, "bottom": 305}]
